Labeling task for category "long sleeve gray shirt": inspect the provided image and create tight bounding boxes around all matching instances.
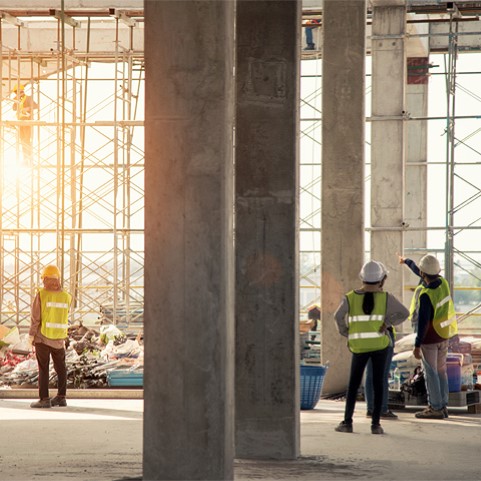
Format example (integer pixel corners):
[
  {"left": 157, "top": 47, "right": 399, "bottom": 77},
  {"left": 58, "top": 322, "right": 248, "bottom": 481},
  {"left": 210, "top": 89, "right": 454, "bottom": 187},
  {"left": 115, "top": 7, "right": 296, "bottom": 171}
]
[{"left": 334, "top": 287, "right": 409, "bottom": 338}]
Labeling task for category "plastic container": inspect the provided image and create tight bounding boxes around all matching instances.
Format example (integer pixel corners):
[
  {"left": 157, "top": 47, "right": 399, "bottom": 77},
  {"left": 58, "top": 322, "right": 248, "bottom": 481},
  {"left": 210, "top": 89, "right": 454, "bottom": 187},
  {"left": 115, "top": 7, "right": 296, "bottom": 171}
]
[
  {"left": 447, "top": 354, "right": 463, "bottom": 393},
  {"left": 300, "top": 364, "right": 328, "bottom": 410},
  {"left": 107, "top": 369, "right": 143, "bottom": 387}
]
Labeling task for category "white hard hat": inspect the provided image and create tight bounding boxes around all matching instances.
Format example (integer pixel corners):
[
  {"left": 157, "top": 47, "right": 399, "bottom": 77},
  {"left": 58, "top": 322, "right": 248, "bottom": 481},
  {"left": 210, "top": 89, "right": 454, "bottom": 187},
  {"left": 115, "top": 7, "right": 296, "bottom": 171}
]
[
  {"left": 359, "top": 260, "right": 386, "bottom": 283},
  {"left": 378, "top": 262, "right": 389, "bottom": 277},
  {"left": 419, "top": 254, "right": 441, "bottom": 276}
]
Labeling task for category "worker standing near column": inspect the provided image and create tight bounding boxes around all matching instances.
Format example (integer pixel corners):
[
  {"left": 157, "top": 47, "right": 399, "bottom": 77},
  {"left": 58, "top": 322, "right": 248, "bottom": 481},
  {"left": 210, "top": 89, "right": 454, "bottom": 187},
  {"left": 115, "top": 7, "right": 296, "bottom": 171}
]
[
  {"left": 334, "top": 260, "right": 409, "bottom": 435},
  {"left": 29, "top": 265, "right": 72, "bottom": 408},
  {"left": 399, "top": 253, "right": 458, "bottom": 419}
]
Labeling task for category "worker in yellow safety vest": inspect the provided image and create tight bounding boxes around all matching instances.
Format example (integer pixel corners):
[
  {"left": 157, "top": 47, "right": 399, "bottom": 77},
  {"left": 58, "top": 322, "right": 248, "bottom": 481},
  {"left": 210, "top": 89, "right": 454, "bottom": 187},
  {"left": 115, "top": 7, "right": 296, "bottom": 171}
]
[
  {"left": 399, "top": 253, "right": 458, "bottom": 420},
  {"left": 12, "top": 83, "right": 38, "bottom": 163},
  {"left": 29, "top": 265, "right": 72, "bottom": 408},
  {"left": 334, "top": 260, "right": 409, "bottom": 435}
]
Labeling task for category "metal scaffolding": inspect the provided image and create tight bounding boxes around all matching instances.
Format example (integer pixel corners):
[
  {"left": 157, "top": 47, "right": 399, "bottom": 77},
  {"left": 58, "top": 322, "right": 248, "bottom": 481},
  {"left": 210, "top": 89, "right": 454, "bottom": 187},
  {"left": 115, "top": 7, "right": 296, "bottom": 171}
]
[
  {"left": 0, "top": 8, "right": 144, "bottom": 330},
  {"left": 3, "top": 4, "right": 481, "bottom": 333},
  {"left": 299, "top": 6, "right": 481, "bottom": 332}
]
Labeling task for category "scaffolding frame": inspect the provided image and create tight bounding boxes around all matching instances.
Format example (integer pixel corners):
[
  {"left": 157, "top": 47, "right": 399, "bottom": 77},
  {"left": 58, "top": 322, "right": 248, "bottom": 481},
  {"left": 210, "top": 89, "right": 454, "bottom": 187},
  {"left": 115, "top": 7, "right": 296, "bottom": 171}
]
[
  {"left": 0, "top": 8, "right": 145, "bottom": 330},
  {"left": 300, "top": 9, "right": 481, "bottom": 332}
]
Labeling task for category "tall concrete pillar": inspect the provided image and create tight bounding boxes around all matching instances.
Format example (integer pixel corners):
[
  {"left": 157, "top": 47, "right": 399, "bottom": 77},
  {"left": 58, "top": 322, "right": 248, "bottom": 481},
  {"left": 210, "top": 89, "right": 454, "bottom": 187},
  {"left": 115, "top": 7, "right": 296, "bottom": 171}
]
[
  {"left": 235, "top": 0, "right": 300, "bottom": 460},
  {"left": 370, "top": 0, "right": 406, "bottom": 301},
  {"left": 405, "top": 57, "right": 429, "bottom": 288},
  {"left": 143, "top": 2, "right": 235, "bottom": 480},
  {"left": 321, "top": 0, "right": 366, "bottom": 395}
]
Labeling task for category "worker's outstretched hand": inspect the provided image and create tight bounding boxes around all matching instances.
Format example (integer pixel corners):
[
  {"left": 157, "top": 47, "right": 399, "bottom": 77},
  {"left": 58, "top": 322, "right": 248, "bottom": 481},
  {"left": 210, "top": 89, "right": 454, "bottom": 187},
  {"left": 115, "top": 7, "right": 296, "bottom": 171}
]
[{"left": 396, "top": 252, "right": 406, "bottom": 265}]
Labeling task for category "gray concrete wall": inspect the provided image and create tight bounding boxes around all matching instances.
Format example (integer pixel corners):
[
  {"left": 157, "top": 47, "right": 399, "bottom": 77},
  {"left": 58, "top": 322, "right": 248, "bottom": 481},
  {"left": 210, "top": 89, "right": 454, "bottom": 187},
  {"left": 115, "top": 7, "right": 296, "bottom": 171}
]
[
  {"left": 321, "top": 0, "right": 366, "bottom": 395},
  {"left": 235, "top": 0, "right": 301, "bottom": 460},
  {"left": 143, "top": 1, "right": 235, "bottom": 479},
  {"left": 370, "top": 1, "right": 406, "bottom": 301}
]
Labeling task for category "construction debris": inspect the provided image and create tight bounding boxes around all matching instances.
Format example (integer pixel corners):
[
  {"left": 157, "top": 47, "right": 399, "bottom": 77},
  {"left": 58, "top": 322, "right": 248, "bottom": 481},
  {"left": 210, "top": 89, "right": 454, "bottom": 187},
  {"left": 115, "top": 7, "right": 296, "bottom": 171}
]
[{"left": 0, "top": 322, "right": 143, "bottom": 390}]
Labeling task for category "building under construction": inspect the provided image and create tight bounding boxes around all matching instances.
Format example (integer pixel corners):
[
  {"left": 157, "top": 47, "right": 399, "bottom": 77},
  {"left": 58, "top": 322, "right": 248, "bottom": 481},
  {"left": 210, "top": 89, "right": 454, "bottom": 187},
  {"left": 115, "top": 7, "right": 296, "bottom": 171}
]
[
  {"left": 2, "top": 1, "right": 481, "bottom": 338},
  {"left": 2, "top": 2, "right": 481, "bottom": 480},
  {"left": 0, "top": 2, "right": 144, "bottom": 330}
]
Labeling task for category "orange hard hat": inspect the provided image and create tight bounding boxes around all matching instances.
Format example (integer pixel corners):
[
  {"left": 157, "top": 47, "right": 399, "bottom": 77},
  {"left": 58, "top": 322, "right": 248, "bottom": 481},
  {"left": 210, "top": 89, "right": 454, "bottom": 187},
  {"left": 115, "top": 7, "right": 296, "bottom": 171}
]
[{"left": 41, "top": 265, "right": 61, "bottom": 280}]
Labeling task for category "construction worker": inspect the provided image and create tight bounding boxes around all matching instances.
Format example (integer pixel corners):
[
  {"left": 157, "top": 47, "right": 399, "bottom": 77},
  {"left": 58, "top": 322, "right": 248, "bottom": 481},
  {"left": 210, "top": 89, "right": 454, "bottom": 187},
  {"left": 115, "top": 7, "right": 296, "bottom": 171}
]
[
  {"left": 29, "top": 265, "right": 72, "bottom": 408},
  {"left": 334, "top": 260, "right": 409, "bottom": 435},
  {"left": 399, "top": 253, "right": 458, "bottom": 419},
  {"left": 12, "top": 83, "right": 38, "bottom": 163},
  {"left": 304, "top": 19, "right": 321, "bottom": 50}
]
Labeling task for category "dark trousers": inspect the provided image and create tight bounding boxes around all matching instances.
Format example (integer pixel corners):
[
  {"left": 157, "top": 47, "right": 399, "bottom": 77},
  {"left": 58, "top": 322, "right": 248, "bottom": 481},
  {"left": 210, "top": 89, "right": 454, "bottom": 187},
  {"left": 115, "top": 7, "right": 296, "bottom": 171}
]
[
  {"left": 344, "top": 347, "right": 389, "bottom": 426},
  {"left": 35, "top": 342, "right": 67, "bottom": 400}
]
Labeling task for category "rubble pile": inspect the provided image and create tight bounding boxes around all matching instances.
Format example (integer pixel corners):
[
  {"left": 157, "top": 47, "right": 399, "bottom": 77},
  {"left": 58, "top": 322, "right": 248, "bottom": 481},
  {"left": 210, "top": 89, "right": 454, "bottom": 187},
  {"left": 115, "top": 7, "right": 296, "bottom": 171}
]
[{"left": 0, "top": 322, "right": 143, "bottom": 390}]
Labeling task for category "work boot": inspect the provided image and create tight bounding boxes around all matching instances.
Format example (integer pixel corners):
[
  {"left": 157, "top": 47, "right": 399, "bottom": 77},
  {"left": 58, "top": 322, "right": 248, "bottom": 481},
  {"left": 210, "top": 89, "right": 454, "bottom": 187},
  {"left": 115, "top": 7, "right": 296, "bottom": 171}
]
[
  {"left": 366, "top": 410, "right": 372, "bottom": 417},
  {"left": 30, "top": 398, "right": 51, "bottom": 409},
  {"left": 381, "top": 410, "right": 398, "bottom": 419},
  {"left": 443, "top": 406, "right": 449, "bottom": 419},
  {"left": 334, "top": 421, "right": 353, "bottom": 433},
  {"left": 51, "top": 396, "right": 67, "bottom": 407},
  {"left": 415, "top": 407, "right": 444, "bottom": 419},
  {"left": 371, "top": 424, "right": 384, "bottom": 435},
  {"left": 304, "top": 44, "right": 315, "bottom": 51}
]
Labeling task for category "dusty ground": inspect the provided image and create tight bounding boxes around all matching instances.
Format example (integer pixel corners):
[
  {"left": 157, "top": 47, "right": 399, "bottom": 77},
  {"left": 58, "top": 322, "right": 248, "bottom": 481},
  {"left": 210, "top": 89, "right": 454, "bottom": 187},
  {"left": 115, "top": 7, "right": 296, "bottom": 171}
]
[{"left": 0, "top": 396, "right": 480, "bottom": 480}]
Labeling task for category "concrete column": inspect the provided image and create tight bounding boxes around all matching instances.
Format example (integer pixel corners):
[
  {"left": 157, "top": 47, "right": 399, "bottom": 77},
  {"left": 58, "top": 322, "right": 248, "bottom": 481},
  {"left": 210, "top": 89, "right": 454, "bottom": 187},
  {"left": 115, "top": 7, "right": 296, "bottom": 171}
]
[
  {"left": 143, "top": 2, "right": 235, "bottom": 480},
  {"left": 321, "top": 0, "right": 366, "bottom": 395},
  {"left": 405, "top": 57, "right": 429, "bottom": 287},
  {"left": 235, "top": 0, "right": 300, "bottom": 460},
  {"left": 370, "top": 0, "right": 406, "bottom": 301},
  {"left": 402, "top": 57, "right": 429, "bottom": 311}
]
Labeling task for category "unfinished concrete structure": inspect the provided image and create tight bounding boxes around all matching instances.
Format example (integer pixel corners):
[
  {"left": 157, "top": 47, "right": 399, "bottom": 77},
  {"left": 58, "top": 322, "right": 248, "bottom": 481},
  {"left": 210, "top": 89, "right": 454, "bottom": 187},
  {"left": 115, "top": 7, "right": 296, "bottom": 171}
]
[{"left": 2, "top": 0, "right": 481, "bottom": 480}]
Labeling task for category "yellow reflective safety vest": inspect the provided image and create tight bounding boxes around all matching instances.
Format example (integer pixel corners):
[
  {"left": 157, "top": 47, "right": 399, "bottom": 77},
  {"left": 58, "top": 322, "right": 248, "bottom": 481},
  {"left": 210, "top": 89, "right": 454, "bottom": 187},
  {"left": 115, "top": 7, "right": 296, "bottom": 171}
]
[
  {"left": 409, "top": 277, "right": 458, "bottom": 340},
  {"left": 39, "top": 288, "right": 72, "bottom": 339},
  {"left": 407, "top": 284, "right": 423, "bottom": 329},
  {"left": 346, "top": 291, "right": 390, "bottom": 354},
  {"left": 17, "top": 95, "right": 31, "bottom": 120}
]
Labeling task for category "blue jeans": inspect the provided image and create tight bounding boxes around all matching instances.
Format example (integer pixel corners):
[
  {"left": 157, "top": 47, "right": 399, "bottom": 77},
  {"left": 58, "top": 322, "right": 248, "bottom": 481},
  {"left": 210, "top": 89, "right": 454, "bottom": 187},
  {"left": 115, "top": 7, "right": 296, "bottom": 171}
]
[
  {"left": 365, "top": 342, "right": 394, "bottom": 413},
  {"left": 421, "top": 340, "right": 449, "bottom": 410},
  {"left": 305, "top": 27, "right": 314, "bottom": 46}
]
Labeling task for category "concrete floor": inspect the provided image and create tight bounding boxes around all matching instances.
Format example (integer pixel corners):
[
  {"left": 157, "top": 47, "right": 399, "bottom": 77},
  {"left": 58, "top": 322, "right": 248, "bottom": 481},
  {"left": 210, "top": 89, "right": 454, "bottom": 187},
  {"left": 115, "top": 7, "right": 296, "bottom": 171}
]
[{"left": 0, "top": 395, "right": 480, "bottom": 480}]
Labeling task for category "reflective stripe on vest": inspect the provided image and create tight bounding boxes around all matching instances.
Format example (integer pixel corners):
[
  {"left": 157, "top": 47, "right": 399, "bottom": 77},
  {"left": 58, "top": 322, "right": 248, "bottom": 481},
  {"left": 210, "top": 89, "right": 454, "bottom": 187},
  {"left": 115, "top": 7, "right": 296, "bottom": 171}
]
[
  {"left": 39, "top": 288, "right": 71, "bottom": 339},
  {"left": 346, "top": 291, "right": 389, "bottom": 354},
  {"left": 409, "top": 277, "right": 458, "bottom": 340}
]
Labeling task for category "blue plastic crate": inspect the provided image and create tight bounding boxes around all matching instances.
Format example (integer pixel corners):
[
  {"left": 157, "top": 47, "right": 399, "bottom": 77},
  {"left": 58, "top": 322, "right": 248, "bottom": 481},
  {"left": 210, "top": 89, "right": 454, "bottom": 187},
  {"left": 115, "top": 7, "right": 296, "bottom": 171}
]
[
  {"left": 300, "top": 364, "right": 328, "bottom": 410},
  {"left": 107, "top": 369, "right": 143, "bottom": 387}
]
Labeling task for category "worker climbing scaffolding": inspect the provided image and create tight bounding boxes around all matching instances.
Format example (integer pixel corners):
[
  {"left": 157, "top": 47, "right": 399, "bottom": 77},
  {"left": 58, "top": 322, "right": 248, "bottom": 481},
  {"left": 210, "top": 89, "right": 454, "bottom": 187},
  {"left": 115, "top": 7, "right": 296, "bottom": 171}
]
[{"left": 12, "top": 83, "right": 38, "bottom": 165}]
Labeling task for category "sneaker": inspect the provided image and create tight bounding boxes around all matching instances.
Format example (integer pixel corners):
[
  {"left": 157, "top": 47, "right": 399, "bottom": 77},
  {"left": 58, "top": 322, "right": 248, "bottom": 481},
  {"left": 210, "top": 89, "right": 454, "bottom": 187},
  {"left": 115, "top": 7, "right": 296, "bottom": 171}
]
[
  {"left": 371, "top": 424, "right": 384, "bottom": 435},
  {"left": 51, "top": 396, "right": 67, "bottom": 407},
  {"left": 381, "top": 410, "right": 398, "bottom": 419},
  {"left": 334, "top": 421, "right": 353, "bottom": 433},
  {"left": 415, "top": 407, "right": 444, "bottom": 419},
  {"left": 443, "top": 406, "right": 449, "bottom": 419},
  {"left": 30, "top": 398, "right": 51, "bottom": 409}
]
